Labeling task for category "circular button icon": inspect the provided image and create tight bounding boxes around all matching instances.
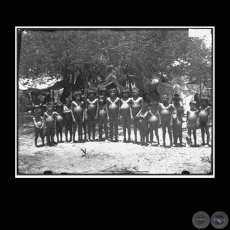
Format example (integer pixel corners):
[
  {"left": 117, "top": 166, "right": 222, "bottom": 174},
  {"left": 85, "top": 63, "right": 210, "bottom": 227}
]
[
  {"left": 192, "top": 211, "right": 210, "bottom": 229},
  {"left": 211, "top": 211, "right": 229, "bottom": 229}
]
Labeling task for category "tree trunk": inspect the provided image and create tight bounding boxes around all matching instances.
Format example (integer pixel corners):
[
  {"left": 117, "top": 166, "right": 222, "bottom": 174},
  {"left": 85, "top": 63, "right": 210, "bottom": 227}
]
[
  {"left": 84, "top": 73, "right": 88, "bottom": 98},
  {"left": 129, "top": 77, "right": 132, "bottom": 92}
]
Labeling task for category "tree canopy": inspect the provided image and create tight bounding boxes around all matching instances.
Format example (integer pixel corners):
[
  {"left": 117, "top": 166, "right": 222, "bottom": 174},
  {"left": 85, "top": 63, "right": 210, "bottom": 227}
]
[{"left": 19, "top": 28, "right": 212, "bottom": 94}]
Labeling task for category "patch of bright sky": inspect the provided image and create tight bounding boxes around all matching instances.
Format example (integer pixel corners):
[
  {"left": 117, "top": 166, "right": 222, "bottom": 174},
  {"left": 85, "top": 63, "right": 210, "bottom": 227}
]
[{"left": 188, "top": 29, "right": 212, "bottom": 48}]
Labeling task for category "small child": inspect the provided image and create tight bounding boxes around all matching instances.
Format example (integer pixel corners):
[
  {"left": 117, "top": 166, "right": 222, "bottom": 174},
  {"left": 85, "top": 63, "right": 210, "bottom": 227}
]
[
  {"left": 55, "top": 102, "right": 64, "bottom": 143},
  {"left": 120, "top": 88, "right": 133, "bottom": 142},
  {"left": 97, "top": 95, "right": 109, "bottom": 141},
  {"left": 136, "top": 102, "right": 150, "bottom": 145},
  {"left": 130, "top": 88, "right": 143, "bottom": 143},
  {"left": 158, "top": 94, "right": 175, "bottom": 147},
  {"left": 86, "top": 89, "right": 98, "bottom": 141},
  {"left": 198, "top": 97, "right": 211, "bottom": 146},
  {"left": 63, "top": 97, "right": 73, "bottom": 142},
  {"left": 43, "top": 102, "right": 57, "bottom": 146},
  {"left": 186, "top": 100, "right": 199, "bottom": 146},
  {"left": 33, "top": 108, "right": 45, "bottom": 147},
  {"left": 71, "top": 91, "right": 85, "bottom": 142},
  {"left": 172, "top": 94, "right": 185, "bottom": 147},
  {"left": 106, "top": 88, "right": 120, "bottom": 142},
  {"left": 147, "top": 101, "right": 160, "bottom": 146}
]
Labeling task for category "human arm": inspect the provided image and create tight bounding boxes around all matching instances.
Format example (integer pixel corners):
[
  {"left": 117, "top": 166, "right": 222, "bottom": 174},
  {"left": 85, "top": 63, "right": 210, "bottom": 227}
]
[
  {"left": 170, "top": 104, "right": 176, "bottom": 125},
  {"left": 96, "top": 99, "right": 99, "bottom": 118},
  {"left": 82, "top": 101, "right": 86, "bottom": 122},
  {"left": 148, "top": 106, "right": 154, "bottom": 116},
  {"left": 40, "top": 117, "right": 45, "bottom": 129},
  {"left": 158, "top": 104, "right": 162, "bottom": 126},
  {"left": 71, "top": 102, "right": 76, "bottom": 122},
  {"left": 140, "top": 97, "right": 144, "bottom": 107},
  {"left": 130, "top": 106, "right": 134, "bottom": 120},
  {"left": 141, "top": 111, "right": 149, "bottom": 119},
  {"left": 33, "top": 117, "right": 39, "bottom": 128},
  {"left": 106, "top": 98, "right": 110, "bottom": 119},
  {"left": 117, "top": 98, "right": 121, "bottom": 120},
  {"left": 135, "top": 108, "right": 142, "bottom": 118}
]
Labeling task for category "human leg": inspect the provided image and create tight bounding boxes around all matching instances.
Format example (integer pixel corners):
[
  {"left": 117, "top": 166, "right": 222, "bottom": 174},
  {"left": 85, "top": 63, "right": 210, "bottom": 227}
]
[
  {"left": 178, "top": 127, "right": 183, "bottom": 146},
  {"left": 35, "top": 128, "right": 39, "bottom": 146},
  {"left": 73, "top": 117, "right": 77, "bottom": 142},
  {"left": 99, "top": 119, "right": 103, "bottom": 140},
  {"left": 167, "top": 123, "right": 173, "bottom": 147},
  {"left": 64, "top": 120, "right": 68, "bottom": 141},
  {"left": 104, "top": 119, "right": 108, "bottom": 139},
  {"left": 204, "top": 123, "right": 210, "bottom": 145},
  {"left": 123, "top": 116, "right": 127, "bottom": 141},
  {"left": 139, "top": 126, "right": 143, "bottom": 144},
  {"left": 56, "top": 124, "right": 60, "bottom": 142},
  {"left": 149, "top": 126, "right": 154, "bottom": 144},
  {"left": 172, "top": 122, "right": 178, "bottom": 146},
  {"left": 88, "top": 118, "right": 92, "bottom": 140},
  {"left": 50, "top": 126, "right": 55, "bottom": 145},
  {"left": 114, "top": 115, "right": 118, "bottom": 141},
  {"left": 92, "top": 117, "right": 96, "bottom": 141},
  {"left": 192, "top": 128, "right": 197, "bottom": 146},
  {"left": 69, "top": 121, "right": 73, "bottom": 142},
  {"left": 154, "top": 127, "right": 160, "bottom": 145},
  {"left": 127, "top": 117, "right": 131, "bottom": 142},
  {"left": 40, "top": 129, "right": 45, "bottom": 146},
  {"left": 46, "top": 126, "right": 51, "bottom": 145},
  {"left": 161, "top": 123, "right": 166, "bottom": 146},
  {"left": 200, "top": 124, "right": 205, "bottom": 145},
  {"left": 78, "top": 119, "right": 83, "bottom": 141},
  {"left": 144, "top": 125, "right": 148, "bottom": 145},
  {"left": 109, "top": 115, "right": 114, "bottom": 141},
  {"left": 134, "top": 118, "right": 138, "bottom": 143}
]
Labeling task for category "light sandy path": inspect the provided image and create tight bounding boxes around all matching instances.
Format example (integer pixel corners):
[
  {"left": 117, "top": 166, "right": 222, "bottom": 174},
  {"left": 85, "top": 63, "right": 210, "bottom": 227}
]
[{"left": 18, "top": 117, "right": 212, "bottom": 175}]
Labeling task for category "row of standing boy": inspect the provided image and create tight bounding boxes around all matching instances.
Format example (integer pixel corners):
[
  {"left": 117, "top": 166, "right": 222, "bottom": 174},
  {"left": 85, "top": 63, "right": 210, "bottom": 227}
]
[{"left": 32, "top": 87, "right": 211, "bottom": 147}]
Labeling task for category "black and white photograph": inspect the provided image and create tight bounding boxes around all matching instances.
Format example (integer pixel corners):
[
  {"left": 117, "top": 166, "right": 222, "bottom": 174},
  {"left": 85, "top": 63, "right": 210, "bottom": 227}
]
[{"left": 15, "top": 26, "right": 214, "bottom": 178}]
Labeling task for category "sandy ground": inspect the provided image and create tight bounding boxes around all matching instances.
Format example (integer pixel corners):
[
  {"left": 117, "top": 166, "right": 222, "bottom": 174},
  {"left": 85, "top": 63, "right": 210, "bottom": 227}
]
[{"left": 17, "top": 113, "right": 213, "bottom": 175}]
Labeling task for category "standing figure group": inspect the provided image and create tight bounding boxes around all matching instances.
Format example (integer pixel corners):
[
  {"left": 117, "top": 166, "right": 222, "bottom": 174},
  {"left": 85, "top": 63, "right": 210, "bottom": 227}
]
[{"left": 32, "top": 87, "right": 211, "bottom": 148}]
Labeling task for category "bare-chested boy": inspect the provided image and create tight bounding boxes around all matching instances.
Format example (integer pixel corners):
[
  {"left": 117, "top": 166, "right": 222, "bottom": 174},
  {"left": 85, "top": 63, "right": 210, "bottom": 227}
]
[
  {"left": 158, "top": 94, "right": 175, "bottom": 147},
  {"left": 148, "top": 101, "right": 160, "bottom": 146},
  {"left": 106, "top": 88, "right": 120, "bottom": 142},
  {"left": 136, "top": 102, "right": 150, "bottom": 145},
  {"left": 172, "top": 94, "right": 185, "bottom": 147},
  {"left": 55, "top": 102, "right": 64, "bottom": 143},
  {"left": 44, "top": 102, "right": 58, "bottom": 146},
  {"left": 63, "top": 97, "right": 73, "bottom": 142},
  {"left": 33, "top": 108, "right": 45, "bottom": 147},
  {"left": 86, "top": 89, "right": 98, "bottom": 141},
  {"left": 120, "top": 88, "right": 133, "bottom": 142},
  {"left": 97, "top": 94, "right": 108, "bottom": 141},
  {"left": 130, "top": 88, "right": 143, "bottom": 143},
  {"left": 71, "top": 91, "right": 85, "bottom": 142},
  {"left": 198, "top": 97, "right": 211, "bottom": 146},
  {"left": 186, "top": 100, "right": 199, "bottom": 146}
]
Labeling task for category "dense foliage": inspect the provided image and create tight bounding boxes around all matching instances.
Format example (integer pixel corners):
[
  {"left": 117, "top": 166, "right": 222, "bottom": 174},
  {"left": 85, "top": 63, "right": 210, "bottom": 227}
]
[{"left": 19, "top": 29, "right": 212, "bottom": 93}]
